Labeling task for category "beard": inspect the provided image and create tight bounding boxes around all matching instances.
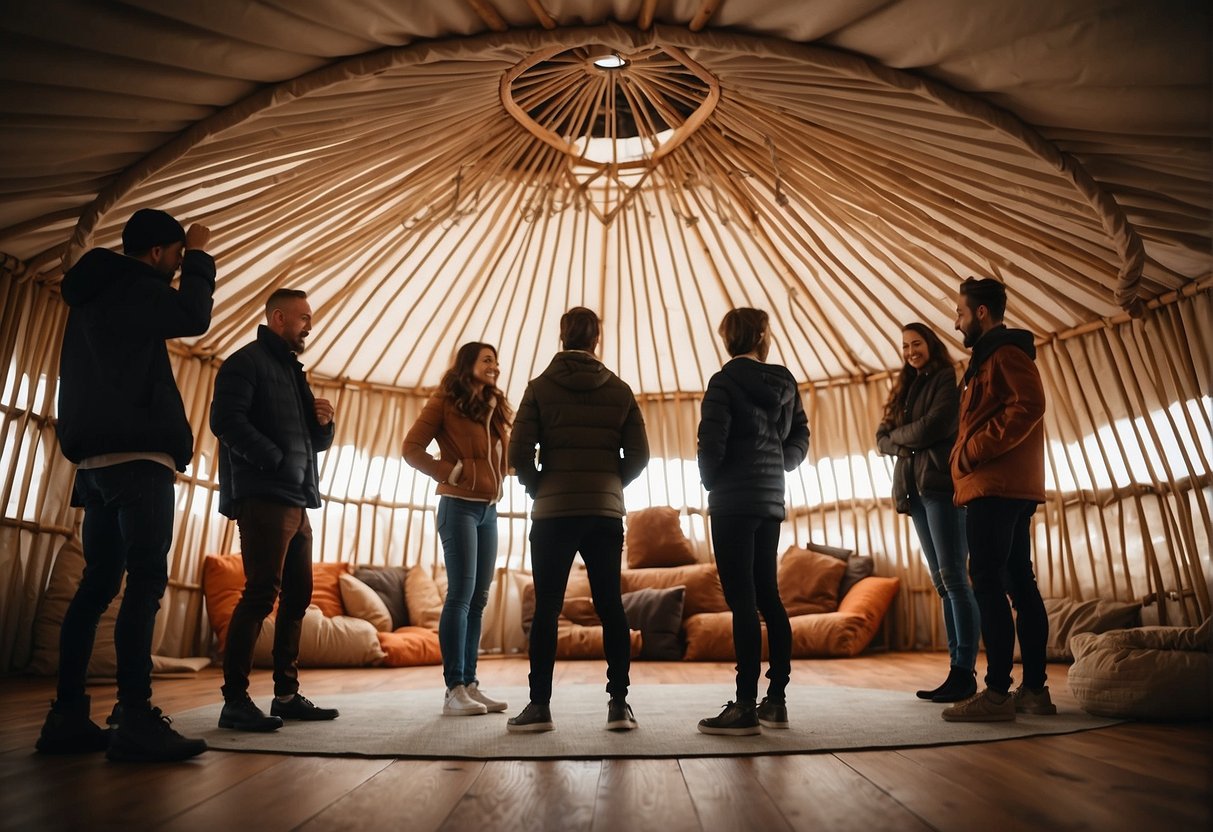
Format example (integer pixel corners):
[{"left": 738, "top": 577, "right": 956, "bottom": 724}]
[{"left": 961, "top": 319, "right": 983, "bottom": 349}]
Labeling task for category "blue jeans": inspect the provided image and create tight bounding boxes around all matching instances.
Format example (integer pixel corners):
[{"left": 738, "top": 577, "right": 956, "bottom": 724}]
[
  {"left": 908, "top": 491, "right": 979, "bottom": 671},
  {"left": 59, "top": 461, "right": 174, "bottom": 707},
  {"left": 436, "top": 497, "right": 498, "bottom": 689}
]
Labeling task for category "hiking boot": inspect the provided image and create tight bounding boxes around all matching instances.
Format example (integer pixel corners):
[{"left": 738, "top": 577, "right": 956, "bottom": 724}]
[
  {"left": 465, "top": 682, "right": 508, "bottom": 713},
  {"left": 605, "top": 697, "right": 637, "bottom": 731},
  {"left": 219, "top": 697, "right": 283, "bottom": 732},
  {"left": 941, "top": 688, "right": 1015, "bottom": 722},
  {"left": 697, "top": 700, "right": 761, "bottom": 736},
  {"left": 931, "top": 667, "right": 978, "bottom": 703},
  {"left": 444, "top": 684, "right": 488, "bottom": 716},
  {"left": 106, "top": 702, "right": 122, "bottom": 731},
  {"left": 107, "top": 705, "right": 207, "bottom": 762},
  {"left": 1012, "top": 684, "right": 1058, "bottom": 715},
  {"left": 271, "top": 693, "right": 339, "bottom": 721},
  {"left": 35, "top": 697, "right": 109, "bottom": 754},
  {"left": 756, "top": 696, "right": 789, "bottom": 729},
  {"left": 506, "top": 701, "right": 555, "bottom": 733}
]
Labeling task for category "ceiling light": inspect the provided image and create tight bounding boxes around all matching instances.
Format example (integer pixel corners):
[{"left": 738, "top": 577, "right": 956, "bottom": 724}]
[{"left": 593, "top": 53, "right": 627, "bottom": 70}]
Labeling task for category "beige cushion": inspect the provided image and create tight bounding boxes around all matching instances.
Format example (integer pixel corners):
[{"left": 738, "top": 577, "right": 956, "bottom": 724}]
[
  {"left": 339, "top": 573, "right": 393, "bottom": 632},
  {"left": 405, "top": 566, "right": 444, "bottom": 632},
  {"left": 621, "top": 563, "right": 728, "bottom": 617},
  {"left": 28, "top": 538, "right": 121, "bottom": 677},
  {"left": 1068, "top": 622, "right": 1210, "bottom": 720},
  {"left": 625, "top": 507, "right": 698, "bottom": 568},
  {"left": 254, "top": 605, "right": 386, "bottom": 668},
  {"left": 1014, "top": 597, "right": 1143, "bottom": 662}
]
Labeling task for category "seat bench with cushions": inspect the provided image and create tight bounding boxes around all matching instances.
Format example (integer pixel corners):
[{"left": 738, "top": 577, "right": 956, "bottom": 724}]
[
  {"left": 518, "top": 507, "right": 900, "bottom": 661},
  {"left": 202, "top": 555, "right": 445, "bottom": 668}
]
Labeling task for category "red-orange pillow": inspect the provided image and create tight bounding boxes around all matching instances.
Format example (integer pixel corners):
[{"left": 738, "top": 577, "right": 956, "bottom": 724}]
[
  {"left": 310, "top": 561, "right": 350, "bottom": 618},
  {"left": 626, "top": 507, "right": 698, "bottom": 568},
  {"left": 778, "top": 545, "right": 847, "bottom": 616},
  {"left": 202, "top": 554, "right": 262, "bottom": 653},
  {"left": 377, "top": 627, "right": 443, "bottom": 667}
]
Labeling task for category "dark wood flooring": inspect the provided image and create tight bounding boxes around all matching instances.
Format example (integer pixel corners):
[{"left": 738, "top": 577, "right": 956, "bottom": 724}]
[{"left": 1, "top": 653, "right": 1208, "bottom": 831}]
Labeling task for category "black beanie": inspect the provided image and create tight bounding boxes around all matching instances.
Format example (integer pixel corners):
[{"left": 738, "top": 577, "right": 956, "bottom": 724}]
[{"left": 122, "top": 208, "right": 186, "bottom": 254}]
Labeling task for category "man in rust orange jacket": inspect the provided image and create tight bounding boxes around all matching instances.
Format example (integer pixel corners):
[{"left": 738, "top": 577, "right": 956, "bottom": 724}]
[{"left": 942, "top": 277, "right": 1054, "bottom": 723}]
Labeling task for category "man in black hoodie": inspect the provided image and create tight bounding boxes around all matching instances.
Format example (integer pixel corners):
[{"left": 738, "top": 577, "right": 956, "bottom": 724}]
[
  {"left": 40, "top": 208, "right": 213, "bottom": 762},
  {"left": 506, "top": 307, "right": 650, "bottom": 734}
]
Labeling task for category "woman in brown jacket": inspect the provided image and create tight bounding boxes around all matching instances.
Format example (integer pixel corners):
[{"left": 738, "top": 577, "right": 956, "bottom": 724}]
[{"left": 404, "top": 342, "right": 511, "bottom": 717}]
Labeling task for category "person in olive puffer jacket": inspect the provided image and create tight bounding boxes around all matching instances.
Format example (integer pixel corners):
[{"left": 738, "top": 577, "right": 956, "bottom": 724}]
[
  {"left": 696, "top": 308, "right": 809, "bottom": 737},
  {"left": 404, "top": 341, "right": 512, "bottom": 717},
  {"left": 877, "top": 322, "right": 979, "bottom": 704},
  {"left": 506, "top": 307, "right": 649, "bottom": 735}
]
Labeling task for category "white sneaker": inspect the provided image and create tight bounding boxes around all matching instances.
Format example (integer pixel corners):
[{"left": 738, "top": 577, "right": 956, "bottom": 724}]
[
  {"left": 466, "top": 682, "right": 508, "bottom": 713},
  {"left": 443, "top": 685, "right": 488, "bottom": 716}
]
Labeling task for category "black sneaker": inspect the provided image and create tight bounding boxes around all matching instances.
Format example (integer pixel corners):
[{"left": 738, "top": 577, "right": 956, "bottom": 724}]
[
  {"left": 756, "top": 696, "right": 789, "bottom": 729},
  {"left": 107, "top": 705, "right": 207, "bottom": 762},
  {"left": 605, "top": 697, "right": 638, "bottom": 731},
  {"left": 35, "top": 697, "right": 109, "bottom": 754},
  {"left": 506, "top": 701, "right": 555, "bottom": 734},
  {"left": 270, "top": 693, "right": 339, "bottom": 721},
  {"left": 219, "top": 697, "right": 284, "bottom": 732},
  {"left": 697, "top": 700, "right": 761, "bottom": 736}
]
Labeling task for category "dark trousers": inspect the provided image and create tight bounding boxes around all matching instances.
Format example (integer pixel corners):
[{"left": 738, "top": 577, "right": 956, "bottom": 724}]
[
  {"left": 58, "top": 461, "right": 174, "bottom": 707},
  {"left": 965, "top": 497, "right": 1049, "bottom": 693},
  {"left": 711, "top": 514, "right": 791, "bottom": 702},
  {"left": 527, "top": 516, "right": 630, "bottom": 704},
  {"left": 222, "top": 498, "right": 313, "bottom": 701}
]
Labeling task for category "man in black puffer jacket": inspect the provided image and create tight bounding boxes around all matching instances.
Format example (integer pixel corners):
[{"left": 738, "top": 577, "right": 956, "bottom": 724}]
[
  {"left": 209, "top": 288, "right": 339, "bottom": 732},
  {"left": 40, "top": 208, "right": 213, "bottom": 763},
  {"left": 507, "top": 307, "right": 649, "bottom": 734}
]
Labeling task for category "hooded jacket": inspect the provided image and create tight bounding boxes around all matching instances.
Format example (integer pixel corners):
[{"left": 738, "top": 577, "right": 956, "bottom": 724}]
[
  {"left": 876, "top": 364, "right": 960, "bottom": 513},
  {"left": 509, "top": 350, "right": 649, "bottom": 519},
  {"left": 56, "top": 247, "right": 216, "bottom": 471},
  {"left": 403, "top": 391, "right": 509, "bottom": 503},
  {"left": 210, "top": 325, "right": 334, "bottom": 518},
  {"left": 697, "top": 357, "right": 809, "bottom": 519},
  {"left": 950, "top": 325, "right": 1046, "bottom": 506}
]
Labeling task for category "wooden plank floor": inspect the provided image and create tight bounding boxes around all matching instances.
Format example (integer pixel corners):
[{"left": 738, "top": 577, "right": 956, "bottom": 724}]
[{"left": 1, "top": 654, "right": 1208, "bottom": 831}]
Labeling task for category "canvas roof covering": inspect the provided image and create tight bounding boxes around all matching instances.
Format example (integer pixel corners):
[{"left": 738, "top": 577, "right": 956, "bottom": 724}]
[{"left": 0, "top": 1, "right": 1209, "bottom": 666}]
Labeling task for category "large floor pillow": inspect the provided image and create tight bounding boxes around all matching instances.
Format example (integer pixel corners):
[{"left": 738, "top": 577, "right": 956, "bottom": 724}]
[
  {"left": 1069, "top": 621, "right": 1210, "bottom": 720},
  {"left": 253, "top": 605, "right": 386, "bottom": 668},
  {"left": 27, "top": 538, "right": 121, "bottom": 677}
]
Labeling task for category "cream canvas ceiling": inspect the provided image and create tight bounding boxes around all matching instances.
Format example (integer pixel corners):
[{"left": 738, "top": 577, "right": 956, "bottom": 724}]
[{"left": 1, "top": 0, "right": 1209, "bottom": 401}]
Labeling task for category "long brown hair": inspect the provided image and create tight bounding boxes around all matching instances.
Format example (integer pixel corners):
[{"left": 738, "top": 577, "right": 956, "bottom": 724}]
[
  {"left": 880, "top": 323, "right": 951, "bottom": 427},
  {"left": 440, "top": 342, "right": 512, "bottom": 435}
]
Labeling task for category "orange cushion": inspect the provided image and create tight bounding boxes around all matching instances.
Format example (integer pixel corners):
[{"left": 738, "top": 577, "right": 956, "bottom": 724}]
[
  {"left": 778, "top": 545, "right": 847, "bottom": 616},
  {"left": 202, "top": 554, "right": 265, "bottom": 653},
  {"left": 683, "top": 612, "right": 769, "bottom": 661},
  {"left": 625, "top": 507, "right": 698, "bottom": 568},
  {"left": 554, "top": 621, "right": 644, "bottom": 659},
  {"left": 310, "top": 561, "right": 350, "bottom": 618},
  {"left": 795, "top": 575, "right": 900, "bottom": 657},
  {"left": 621, "top": 563, "right": 727, "bottom": 617},
  {"left": 377, "top": 627, "right": 443, "bottom": 667}
]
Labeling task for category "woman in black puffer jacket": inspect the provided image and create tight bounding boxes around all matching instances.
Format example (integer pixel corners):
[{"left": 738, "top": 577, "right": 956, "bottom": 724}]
[
  {"left": 696, "top": 308, "right": 809, "bottom": 736},
  {"left": 876, "top": 322, "right": 978, "bottom": 703}
]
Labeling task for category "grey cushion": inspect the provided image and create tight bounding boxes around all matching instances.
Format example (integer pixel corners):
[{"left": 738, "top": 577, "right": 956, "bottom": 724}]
[
  {"left": 353, "top": 566, "right": 410, "bottom": 630},
  {"left": 622, "top": 586, "right": 685, "bottom": 661}
]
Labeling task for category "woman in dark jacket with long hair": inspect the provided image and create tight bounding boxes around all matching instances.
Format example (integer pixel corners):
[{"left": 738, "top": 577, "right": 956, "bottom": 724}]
[
  {"left": 876, "top": 322, "right": 979, "bottom": 702},
  {"left": 404, "top": 342, "right": 511, "bottom": 717},
  {"left": 696, "top": 308, "right": 809, "bottom": 736}
]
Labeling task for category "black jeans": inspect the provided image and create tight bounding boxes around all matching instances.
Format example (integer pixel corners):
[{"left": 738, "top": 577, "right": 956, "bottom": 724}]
[
  {"left": 527, "top": 516, "right": 630, "bottom": 704},
  {"left": 222, "top": 498, "right": 313, "bottom": 701},
  {"left": 711, "top": 514, "right": 791, "bottom": 702},
  {"left": 965, "top": 497, "right": 1049, "bottom": 693},
  {"left": 59, "top": 461, "right": 174, "bottom": 707}
]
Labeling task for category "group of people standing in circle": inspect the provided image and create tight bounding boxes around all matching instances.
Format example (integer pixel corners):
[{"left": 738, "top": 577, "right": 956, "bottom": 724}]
[{"left": 37, "top": 204, "right": 1053, "bottom": 766}]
